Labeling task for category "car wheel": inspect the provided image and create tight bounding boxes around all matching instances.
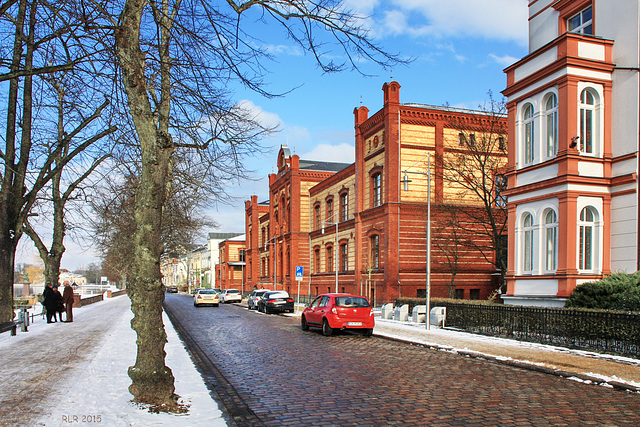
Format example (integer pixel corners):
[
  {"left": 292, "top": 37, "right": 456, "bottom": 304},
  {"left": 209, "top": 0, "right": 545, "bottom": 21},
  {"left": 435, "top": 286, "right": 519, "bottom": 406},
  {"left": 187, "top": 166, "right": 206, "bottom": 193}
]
[
  {"left": 322, "top": 319, "right": 333, "bottom": 336},
  {"left": 264, "top": 306, "right": 270, "bottom": 315},
  {"left": 363, "top": 328, "right": 373, "bottom": 337},
  {"left": 301, "top": 316, "right": 309, "bottom": 331},
  {"left": 214, "top": 304, "right": 219, "bottom": 307},
  {"left": 194, "top": 303, "right": 198, "bottom": 307}
]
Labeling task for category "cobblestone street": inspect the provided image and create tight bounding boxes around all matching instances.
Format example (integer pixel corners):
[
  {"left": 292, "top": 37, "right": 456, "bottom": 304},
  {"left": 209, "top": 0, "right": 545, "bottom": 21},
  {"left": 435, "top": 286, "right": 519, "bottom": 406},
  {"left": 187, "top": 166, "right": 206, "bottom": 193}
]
[{"left": 164, "top": 293, "right": 640, "bottom": 426}]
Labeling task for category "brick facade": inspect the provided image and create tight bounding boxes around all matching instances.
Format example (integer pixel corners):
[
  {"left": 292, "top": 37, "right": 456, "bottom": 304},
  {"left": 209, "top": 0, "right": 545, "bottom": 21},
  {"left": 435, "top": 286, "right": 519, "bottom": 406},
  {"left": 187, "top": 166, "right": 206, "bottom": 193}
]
[{"left": 244, "top": 81, "right": 507, "bottom": 304}]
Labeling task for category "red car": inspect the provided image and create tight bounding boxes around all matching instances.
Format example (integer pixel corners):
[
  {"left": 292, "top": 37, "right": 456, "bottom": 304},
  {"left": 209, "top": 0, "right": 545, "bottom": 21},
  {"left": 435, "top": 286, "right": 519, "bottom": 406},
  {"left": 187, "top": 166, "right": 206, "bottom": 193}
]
[{"left": 301, "top": 293, "right": 374, "bottom": 336}]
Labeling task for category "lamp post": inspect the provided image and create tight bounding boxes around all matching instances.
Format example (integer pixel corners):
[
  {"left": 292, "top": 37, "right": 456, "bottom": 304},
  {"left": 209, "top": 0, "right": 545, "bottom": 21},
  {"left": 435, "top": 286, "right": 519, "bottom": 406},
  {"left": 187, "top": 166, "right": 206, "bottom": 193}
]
[
  {"left": 321, "top": 212, "right": 339, "bottom": 293},
  {"left": 401, "top": 153, "right": 431, "bottom": 330}
]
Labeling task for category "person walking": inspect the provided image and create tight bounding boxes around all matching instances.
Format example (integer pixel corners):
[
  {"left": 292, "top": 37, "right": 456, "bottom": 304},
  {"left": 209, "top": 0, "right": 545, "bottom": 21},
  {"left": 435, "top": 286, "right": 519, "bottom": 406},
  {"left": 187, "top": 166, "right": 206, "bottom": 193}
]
[
  {"left": 63, "top": 281, "right": 75, "bottom": 322},
  {"left": 43, "top": 284, "right": 57, "bottom": 323}
]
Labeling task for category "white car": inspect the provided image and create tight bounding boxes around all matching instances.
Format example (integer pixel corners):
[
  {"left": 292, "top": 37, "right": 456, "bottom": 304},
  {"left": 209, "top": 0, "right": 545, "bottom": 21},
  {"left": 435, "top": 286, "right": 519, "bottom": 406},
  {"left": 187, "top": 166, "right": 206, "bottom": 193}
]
[{"left": 219, "top": 289, "right": 242, "bottom": 304}]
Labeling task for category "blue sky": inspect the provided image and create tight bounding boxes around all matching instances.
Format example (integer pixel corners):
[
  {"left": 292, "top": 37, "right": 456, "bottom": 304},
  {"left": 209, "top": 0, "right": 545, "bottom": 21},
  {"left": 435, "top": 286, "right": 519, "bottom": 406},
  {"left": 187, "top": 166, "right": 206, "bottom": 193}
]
[
  {"left": 210, "top": 0, "right": 530, "bottom": 232},
  {"left": 17, "top": 0, "right": 530, "bottom": 271}
]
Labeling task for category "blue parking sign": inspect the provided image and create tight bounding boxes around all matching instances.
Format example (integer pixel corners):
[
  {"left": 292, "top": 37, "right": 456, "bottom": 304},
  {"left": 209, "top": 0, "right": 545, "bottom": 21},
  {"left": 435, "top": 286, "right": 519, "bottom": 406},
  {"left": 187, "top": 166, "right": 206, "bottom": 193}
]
[{"left": 295, "top": 266, "right": 303, "bottom": 280}]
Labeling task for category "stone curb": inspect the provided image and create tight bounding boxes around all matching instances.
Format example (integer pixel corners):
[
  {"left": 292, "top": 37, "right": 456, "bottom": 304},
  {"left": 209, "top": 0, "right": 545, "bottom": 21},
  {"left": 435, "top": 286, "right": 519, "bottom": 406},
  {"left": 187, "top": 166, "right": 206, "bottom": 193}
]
[{"left": 375, "top": 333, "right": 640, "bottom": 394}]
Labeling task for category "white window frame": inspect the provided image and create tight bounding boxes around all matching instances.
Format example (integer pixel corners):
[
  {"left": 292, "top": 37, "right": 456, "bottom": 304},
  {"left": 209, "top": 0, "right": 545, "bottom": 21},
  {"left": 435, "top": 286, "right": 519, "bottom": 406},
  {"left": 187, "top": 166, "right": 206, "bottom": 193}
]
[
  {"left": 522, "top": 212, "right": 535, "bottom": 274},
  {"left": 568, "top": 6, "right": 593, "bottom": 35},
  {"left": 544, "top": 93, "right": 558, "bottom": 159},
  {"left": 578, "top": 206, "right": 595, "bottom": 272},
  {"left": 523, "top": 103, "right": 535, "bottom": 165},
  {"left": 576, "top": 83, "right": 603, "bottom": 158},
  {"left": 543, "top": 209, "right": 558, "bottom": 272}
]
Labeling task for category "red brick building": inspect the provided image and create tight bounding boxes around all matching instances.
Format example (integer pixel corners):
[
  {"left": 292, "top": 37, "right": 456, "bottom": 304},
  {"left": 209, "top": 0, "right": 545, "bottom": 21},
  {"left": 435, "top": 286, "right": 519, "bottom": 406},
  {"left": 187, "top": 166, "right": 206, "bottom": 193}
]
[
  {"left": 216, "top": 234, "right": 246, "bottom": 292},
  {"left": 244, "top": 81, "right": 507, "bottom": 304}
]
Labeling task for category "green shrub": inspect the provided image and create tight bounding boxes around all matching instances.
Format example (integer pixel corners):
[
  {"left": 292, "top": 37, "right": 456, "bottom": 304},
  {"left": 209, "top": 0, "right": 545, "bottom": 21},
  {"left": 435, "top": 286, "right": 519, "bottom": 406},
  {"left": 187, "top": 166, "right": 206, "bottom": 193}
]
[{"left": 566, "top": 272, "right": 640, "bottom": 311}]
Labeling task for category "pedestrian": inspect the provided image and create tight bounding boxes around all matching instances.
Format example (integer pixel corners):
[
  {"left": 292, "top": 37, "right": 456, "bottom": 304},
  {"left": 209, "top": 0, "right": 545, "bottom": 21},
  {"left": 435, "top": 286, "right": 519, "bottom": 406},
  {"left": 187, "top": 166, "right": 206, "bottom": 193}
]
[
  {"left": 63, "top": 281, "right": 75, "bottom": 322},
  {"left": 53, "top": 285, "right": 65, "bottom": 322},
  {"left": 43, "top": 284, "right": 57, "bottom": 323}
]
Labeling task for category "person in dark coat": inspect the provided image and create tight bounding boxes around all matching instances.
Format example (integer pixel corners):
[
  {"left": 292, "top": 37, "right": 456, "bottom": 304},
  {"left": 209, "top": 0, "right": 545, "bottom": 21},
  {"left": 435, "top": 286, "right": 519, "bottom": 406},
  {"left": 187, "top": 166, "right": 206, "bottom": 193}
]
[
  {"left": 43, "top": 284, "right": 58, "bottom": 323},
  {"left": 52, "top": 285, "right": 64, "bottom": 322},
  {"left": 62, "top": 281, "right": 74, "bottom": 322}
]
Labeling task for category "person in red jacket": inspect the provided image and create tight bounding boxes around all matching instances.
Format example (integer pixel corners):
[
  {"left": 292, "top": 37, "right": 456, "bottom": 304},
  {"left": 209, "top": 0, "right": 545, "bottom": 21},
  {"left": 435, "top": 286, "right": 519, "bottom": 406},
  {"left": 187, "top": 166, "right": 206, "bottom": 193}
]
[{"left": 62, "top": 281, "right": 75, "bottom": 322}]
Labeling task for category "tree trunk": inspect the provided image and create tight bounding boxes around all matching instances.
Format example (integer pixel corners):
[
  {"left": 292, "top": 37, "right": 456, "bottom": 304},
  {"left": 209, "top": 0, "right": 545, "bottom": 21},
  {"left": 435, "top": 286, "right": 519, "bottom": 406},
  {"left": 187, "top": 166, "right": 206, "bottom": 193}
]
[{"left": 116, "top": 0, "right": 177, "bottom": 408}]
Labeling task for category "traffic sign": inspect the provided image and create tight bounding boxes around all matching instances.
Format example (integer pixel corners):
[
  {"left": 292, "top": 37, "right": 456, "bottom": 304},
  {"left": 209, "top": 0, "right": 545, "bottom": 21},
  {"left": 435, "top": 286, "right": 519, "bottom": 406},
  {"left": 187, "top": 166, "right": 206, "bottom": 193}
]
[{"left": 295, "top": 266, "right": 303, "bottom": 281}]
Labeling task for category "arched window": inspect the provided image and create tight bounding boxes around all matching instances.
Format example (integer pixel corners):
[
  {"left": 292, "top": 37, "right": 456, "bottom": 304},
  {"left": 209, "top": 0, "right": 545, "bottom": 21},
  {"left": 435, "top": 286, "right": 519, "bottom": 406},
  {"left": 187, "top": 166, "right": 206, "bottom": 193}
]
[
  {"left": 326, "top": 246, "right": 334, "bottom": 272},
  {"left": 372, "top": 173, "right": 382, "bottom": 207},
  {"left": 523, "top": 213, "right": 534, "bottom": 273},
  {"left": 544, "top": 209, "right": 558, "bottom": 271},
  {"left": 579, "top": 207, "right": 595, "bottom": 270},
  {"left": 340, "top": 243, "right": 348, "bottom": 271},
  {"left": 545, "top": 94, "right": 558, "bottom": 157},
  {"left": 580, "top": 89, "right": 596, "bottom": 155},
  {"left": 523, "top": 104, "right": 535, "bottom": 164},
  {"left": 370, "top": 235, "right": 379, "bottom": 269},
  {"left": 340, "top": 192, "right": 349, "bottom": 222},
  {"left": 314, "top": 249, "right": 320, "bottom": 273}
]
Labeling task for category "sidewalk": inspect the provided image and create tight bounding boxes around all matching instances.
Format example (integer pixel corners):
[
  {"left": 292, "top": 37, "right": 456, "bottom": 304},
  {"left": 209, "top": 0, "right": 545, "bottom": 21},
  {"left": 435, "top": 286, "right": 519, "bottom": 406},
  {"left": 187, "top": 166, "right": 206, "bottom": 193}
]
[{"left": 0, "top": 295, "right": 225, "bottom": 427}]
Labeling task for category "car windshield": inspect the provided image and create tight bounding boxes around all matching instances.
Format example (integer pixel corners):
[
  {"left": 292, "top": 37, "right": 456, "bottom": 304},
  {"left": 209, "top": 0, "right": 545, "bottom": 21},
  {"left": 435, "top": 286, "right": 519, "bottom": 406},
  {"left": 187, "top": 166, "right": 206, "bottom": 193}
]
[
  {"left": 199, "top": 290, "right": 216, "bottom": 294},
  {"left": 227, "top": 290, "right": 239, "bottom": 294},
  {"left": 335, "top": 296, "right": 370, "bottom": 308}
]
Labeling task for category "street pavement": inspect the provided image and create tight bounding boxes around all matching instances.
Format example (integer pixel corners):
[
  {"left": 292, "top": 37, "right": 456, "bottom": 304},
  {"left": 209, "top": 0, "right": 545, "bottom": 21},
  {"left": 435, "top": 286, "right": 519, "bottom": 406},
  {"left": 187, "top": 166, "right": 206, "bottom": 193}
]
[{"left": 1, "top": 293, "right": 639, "bottom": 426}]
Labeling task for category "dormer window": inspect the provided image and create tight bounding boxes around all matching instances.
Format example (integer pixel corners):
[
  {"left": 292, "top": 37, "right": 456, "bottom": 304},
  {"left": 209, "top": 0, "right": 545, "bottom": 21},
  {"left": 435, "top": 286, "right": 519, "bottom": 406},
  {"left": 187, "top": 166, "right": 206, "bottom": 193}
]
[{"left": 568, "top": 6, "right": 592, "bottom": 35}]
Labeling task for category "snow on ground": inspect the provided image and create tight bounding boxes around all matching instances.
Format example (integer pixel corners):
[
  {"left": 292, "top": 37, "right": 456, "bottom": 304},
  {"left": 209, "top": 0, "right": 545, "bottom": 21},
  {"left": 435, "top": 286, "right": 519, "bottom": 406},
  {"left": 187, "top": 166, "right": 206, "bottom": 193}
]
[{"left": 1, "top": 297, "right": 227, "bottom": 427}]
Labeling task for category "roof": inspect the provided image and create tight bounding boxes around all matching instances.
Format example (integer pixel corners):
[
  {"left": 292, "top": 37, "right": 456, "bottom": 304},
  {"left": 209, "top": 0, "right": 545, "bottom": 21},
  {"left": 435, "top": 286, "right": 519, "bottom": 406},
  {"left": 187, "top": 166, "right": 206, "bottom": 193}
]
[
  {"left": 298, "top": 159, "right": 351, "bottom": 172},
  {"left": 401, "top": 103, "right": 507, "bottom": 118},
  {"left": 208, "top": 232, "right": 243, "bottom": 240}
]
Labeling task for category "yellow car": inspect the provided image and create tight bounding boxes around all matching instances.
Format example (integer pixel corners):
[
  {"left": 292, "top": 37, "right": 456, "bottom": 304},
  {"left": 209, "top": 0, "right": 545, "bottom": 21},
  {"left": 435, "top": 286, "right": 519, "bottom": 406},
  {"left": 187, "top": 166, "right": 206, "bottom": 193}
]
[{"left": 193, "top": 289, "right": 219, "bottom": 307}]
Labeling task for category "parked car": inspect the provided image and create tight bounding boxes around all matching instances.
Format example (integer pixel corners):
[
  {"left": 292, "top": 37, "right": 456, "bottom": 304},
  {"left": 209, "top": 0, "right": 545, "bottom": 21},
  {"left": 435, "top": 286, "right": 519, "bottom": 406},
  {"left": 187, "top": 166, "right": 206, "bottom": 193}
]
[
  {"left": 219, "top": 289, "right": 242, "bottom": 304},
  {"left": 166, "top": 286, "right": 178, "bottom": 293},
  {"left": 301, "top": 293, "right": 374, "bottom": 336},
  {"left": 247, "top": 289, "right": 271, "bottom": 310},
  {"left": 257, "top": 291, "right": 294, "bottom": 314},
  {"left": 193, "top": 289, "right": 219, "bottom": 307}
]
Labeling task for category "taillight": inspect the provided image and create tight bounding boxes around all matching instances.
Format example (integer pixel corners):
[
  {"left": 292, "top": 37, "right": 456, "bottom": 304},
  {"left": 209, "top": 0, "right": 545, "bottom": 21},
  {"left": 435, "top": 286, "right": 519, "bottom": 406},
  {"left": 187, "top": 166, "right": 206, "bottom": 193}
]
[
  {"left": 197, "top": 295, "right": 202, "bottom": 300},
  {"left": 286, "top": 298, "right": 293, "bottom": 303},
  {"left": 267, "top": 299, "right": 275, "bottom": 303},
  {"left": 331, "top": 307, "right": 337, "bottom": 314}
]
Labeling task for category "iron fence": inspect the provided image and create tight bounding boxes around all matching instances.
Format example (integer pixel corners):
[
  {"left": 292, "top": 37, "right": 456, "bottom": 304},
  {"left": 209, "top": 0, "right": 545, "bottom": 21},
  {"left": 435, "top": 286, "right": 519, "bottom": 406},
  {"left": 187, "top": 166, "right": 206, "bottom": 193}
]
[{"left": 438, "top": 302, "right": 640, "bottom": 358}]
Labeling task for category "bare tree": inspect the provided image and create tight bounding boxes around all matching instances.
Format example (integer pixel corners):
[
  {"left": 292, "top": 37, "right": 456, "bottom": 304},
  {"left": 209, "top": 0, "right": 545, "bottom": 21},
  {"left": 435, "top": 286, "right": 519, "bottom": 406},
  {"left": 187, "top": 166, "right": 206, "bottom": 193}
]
[
  {"left": 23, "top": 75, "right": 114, "bottom": 290},
  {"left": 107, "top": 0, "right": 403, "bottom": 408},
  {"left": 0, "top": 1, "right": 115, "bottom": 323},
  {"left": 439, "top": 93, "right": 508, "bottom": 289},
  {"left": 90, "top": 162, "right": 216, "bottom": 287}
]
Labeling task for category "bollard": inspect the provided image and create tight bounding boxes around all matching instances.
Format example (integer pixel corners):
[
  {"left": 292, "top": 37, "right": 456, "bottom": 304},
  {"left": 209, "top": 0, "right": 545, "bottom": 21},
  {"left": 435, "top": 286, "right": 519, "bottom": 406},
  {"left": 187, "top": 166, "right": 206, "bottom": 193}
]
[{"left": 19, "top": 308, "right": 28, "bottom": 332}]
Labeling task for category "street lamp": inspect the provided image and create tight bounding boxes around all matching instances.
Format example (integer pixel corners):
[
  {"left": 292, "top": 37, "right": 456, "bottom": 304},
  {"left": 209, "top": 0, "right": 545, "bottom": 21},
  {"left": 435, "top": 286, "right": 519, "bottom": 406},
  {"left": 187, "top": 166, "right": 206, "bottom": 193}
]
[
  {"left": 321, "top": 212, "right": 339, "bottom": 293},
  {"left": 401, "top": 153, "right": 431, "bottom": 330}
]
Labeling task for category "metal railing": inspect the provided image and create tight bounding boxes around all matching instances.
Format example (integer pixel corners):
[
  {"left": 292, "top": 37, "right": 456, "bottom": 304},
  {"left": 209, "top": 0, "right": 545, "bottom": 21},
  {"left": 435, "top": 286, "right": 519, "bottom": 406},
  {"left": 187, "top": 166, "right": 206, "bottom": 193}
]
[{"left": 438, "top": 302, "right": 640, "bottom": 358}]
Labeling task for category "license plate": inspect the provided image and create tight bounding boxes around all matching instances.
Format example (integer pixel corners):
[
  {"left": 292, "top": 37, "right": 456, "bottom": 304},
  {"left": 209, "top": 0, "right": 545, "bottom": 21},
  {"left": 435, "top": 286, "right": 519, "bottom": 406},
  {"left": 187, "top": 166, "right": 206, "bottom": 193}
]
[{"left": 347, "top": 322, "right": 362, "bottom": 326}]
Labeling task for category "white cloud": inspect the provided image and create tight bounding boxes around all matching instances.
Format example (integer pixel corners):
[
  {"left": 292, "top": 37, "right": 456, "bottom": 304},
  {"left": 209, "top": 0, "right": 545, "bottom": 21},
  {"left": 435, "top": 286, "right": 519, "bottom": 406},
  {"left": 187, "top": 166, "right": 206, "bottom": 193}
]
[
  {"left": 262, "top": 44, "right": 304, "bottom": 57},
  {"left": 382, "top": 0, "right": 528, "bottom": 45},
  {"left": 236, "top": 99, "right": 283, "bottom": 130},
  {"left": 342, "top": 0, "right": 380, "bottom": 16},
  {"left": 489, "top": 53, "right": 520, "bottom": 67}
]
